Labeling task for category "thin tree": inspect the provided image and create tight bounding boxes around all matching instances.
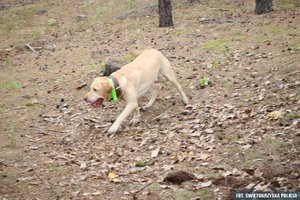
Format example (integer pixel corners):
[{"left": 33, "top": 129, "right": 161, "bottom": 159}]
[
  {"left": 255, "top": 0, "right": 273, "bottom": 14},
  {"left": 158, "top": 0, "right": 173, "bottom": 27}
]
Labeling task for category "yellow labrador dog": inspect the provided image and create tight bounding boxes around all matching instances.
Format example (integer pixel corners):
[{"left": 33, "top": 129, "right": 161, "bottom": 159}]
[{"left": 84, "top": 49, "right": 189, "bottom": 135}]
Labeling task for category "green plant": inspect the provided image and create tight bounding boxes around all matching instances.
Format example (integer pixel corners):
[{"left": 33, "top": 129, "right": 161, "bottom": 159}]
[
  {"left": 135, "top": 161, "right": 146, "bottom": 167},
  {"left": 56, "top": 76, "right": 64, "bottom": 82},
  {"left": 199, "top": 77, "right": 212, "bottom": 87},
  {"left": 95, "top": 7, "right": 102, "bottom": 19},
  {"left": 47, "top": 18, "right": 57, "bottom": 26},
  {"left": 11, "top": 81, "right": 21, "bottom": 89}
]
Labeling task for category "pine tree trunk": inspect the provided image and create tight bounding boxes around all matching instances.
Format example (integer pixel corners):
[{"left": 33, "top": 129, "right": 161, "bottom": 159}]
[
  {"left": 158, "top": 0, "right": 173, "bottom": 27},
  {"left": 255, "top": 0, "right": 273, "bottom": 14}
]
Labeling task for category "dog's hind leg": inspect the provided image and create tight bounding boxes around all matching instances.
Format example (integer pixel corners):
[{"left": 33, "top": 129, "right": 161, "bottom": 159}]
[
  {"left": 142, "top": 87, "right": 158, "bottom": 110},
  {"left": 160, "top": 62, "right": 189, "bottom": 105}
]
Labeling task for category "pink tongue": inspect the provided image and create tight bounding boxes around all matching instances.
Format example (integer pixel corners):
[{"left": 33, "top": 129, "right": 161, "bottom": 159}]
[{"left": 92, "top": 98, "right": 103, "bottom": 107}]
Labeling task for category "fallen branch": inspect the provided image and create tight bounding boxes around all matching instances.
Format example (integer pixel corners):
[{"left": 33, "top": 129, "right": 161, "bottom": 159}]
[
  {"left": 153, "top": 110, "right": 170, "bottom": 121},
  {"left": 83, "top": 117, "right": 101, "bottom": 123},
  {"left": 284, "top": 70, "right": 300, "bottom": 78}
]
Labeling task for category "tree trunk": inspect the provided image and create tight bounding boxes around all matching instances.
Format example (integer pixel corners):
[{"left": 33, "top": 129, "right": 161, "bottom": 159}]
[
  {"left": 158, "top": 0, "right": 173, "bottom": 27},
  {"left": 255, "top": 0, "right": 273, "bottom": 14}
]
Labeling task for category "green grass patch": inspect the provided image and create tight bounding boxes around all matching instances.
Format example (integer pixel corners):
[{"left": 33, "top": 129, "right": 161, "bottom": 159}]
[
  {"left": 279, "top": 0, "right": 300, "bottom": 10},
  {"left": 123, "top": 53, "right": 138, "bottom": 63},
  {"left": 268, "top": 26, "right": 286, "bottom": 34},
  {"left": 81, "top": 1, "right": 103, "bottom": 20},
  {"left": 3, "top": 59, "right": 15, "bottom": 68},
  {"left": 0, "top": 5, "right": 40, "bottom": 31},
  {"left": 0, "top": 105, "right": 4, "bottom": 112},
  {"left": 171, "top": 29, "right": 188, "bottom": 36},
  {"left": 288, "top": 112, "right": 300, "bottom": 119},
  {"left": 202, "top": 38, "right": 229, "bottom": 49},
  {"left": 127, "top": 0, "right": 136, "bottom": 10},
  {"left": 201, "top": 38, "right": 230, "bottom": 54},
  {"left": 83, "top": 63, "right": 105, "bottom": 73},
  {"left": 174, "top": 189, "right": 195, "bottom": 200},
  {"left": 195, "top": 189, "right": 210, "bottom": 200},
  {"left": 205, "top": 171, "right": 219, "bottom": 179}
]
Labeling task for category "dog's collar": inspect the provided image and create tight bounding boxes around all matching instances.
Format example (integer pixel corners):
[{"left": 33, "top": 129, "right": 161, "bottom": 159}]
[{"left": 109, "top": 75, "right": 121, "bottom": 102}]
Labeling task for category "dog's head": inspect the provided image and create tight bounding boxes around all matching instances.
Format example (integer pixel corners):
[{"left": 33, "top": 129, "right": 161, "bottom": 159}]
[{"left": 84, "top": 77, "right": 112, "bottom": 107}]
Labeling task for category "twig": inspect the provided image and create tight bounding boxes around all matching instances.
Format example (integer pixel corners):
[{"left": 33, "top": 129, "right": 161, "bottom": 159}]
[
  {"left": 284, "top": 70, "right": 300, "bottom": 78},
  {"left": 83, "top": 117, "right": 101, "bottom": 123},
  {"left": 153, "top": 110, "right": 170, "bottom": 121},
  {"left": 25, "top": 43, "right": 36, "bottom": 52},
  {"left": 132, "top": 182, "right": 154, "bottom": 200}
]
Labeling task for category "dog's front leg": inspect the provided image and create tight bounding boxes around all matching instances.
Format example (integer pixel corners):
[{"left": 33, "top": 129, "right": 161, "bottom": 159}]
[
  {"left": 108, "top": 102, "right": 138, "bottom": 135},
  {"left": 130, "top": 107, "right": 141, "bottom": 125}
]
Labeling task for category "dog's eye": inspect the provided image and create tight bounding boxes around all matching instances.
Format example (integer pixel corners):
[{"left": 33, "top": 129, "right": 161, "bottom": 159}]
[{"left": 93, "top": 88, "right": 98, "bottom": 92}]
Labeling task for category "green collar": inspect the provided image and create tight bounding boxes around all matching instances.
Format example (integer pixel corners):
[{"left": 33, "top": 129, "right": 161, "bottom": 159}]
[{"left": 109, "top": 79, "right": 118, "bottom": 102}]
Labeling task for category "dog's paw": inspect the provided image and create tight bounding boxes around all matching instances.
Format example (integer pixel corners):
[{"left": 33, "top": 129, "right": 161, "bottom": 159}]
[
  {"left": 183, "top": 96, "right": 189, "bottom": 105},
  {"left": 108, "top": 127, "right": 118, "bottom": 135}
]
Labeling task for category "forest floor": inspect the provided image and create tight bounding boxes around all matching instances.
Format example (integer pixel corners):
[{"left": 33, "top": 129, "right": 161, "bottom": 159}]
[{"left": 0, "top": 0, "right": 299, "bottom": 199}]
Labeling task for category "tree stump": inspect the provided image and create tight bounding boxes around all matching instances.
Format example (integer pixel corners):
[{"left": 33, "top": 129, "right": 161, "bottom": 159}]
[
  {"left": 158, "top": 0, "right": 173, "bottom": 27},
  {"left": 103, "top": 60, "right": 120, "bottom": 76},
  {"left": 255, "top": 0, "right": 273, "bottom": 14}
]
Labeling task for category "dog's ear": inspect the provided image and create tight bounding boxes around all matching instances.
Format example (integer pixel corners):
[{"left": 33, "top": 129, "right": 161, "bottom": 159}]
[{"left": 102, "top": 78, "right": 113, "bottom": 101}]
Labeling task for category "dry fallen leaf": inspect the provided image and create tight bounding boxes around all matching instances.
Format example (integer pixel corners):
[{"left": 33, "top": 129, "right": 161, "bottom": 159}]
[
  {"left": 198, "top": 180, "right": 212, "bottom": 188},
  {"left": 245, "top": 183, "right": 256, "bottom": 190},
  {"left": 151, "top": 147, "right": 160, "bottom": 158},
  {"left": 197, "top": 153, "right": 210, "bottom": 161},
  {"left": 254, "top": 182, "right": 271, "bottom": 191},
  {"left": 266, "top": 111, "right": 283, "bottom": 120},
  {"left": 91, "top": 191, "right": 102, "bottom": 196},
  {"left": 108, "top": 171, "right": 121, "bottom": 183}
]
